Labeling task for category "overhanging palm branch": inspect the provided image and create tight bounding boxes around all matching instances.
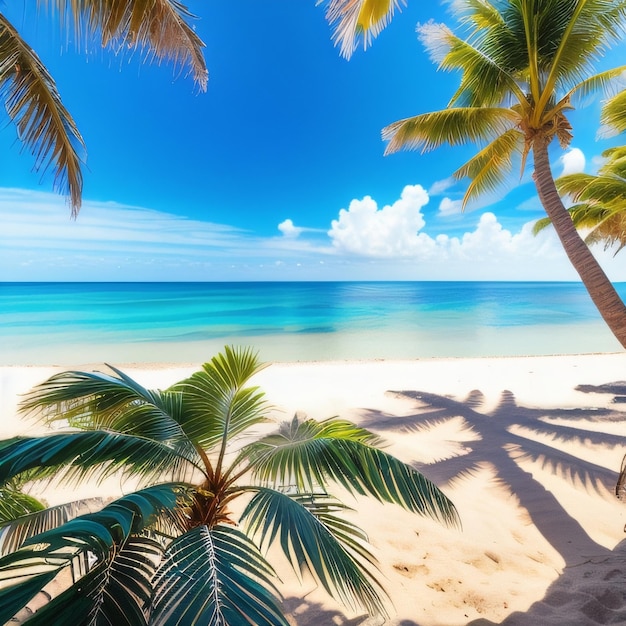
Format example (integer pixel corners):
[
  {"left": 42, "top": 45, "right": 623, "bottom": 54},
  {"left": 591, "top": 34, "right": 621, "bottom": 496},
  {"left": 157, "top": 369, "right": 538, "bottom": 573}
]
[
  {"left": 151, "top": 524, "right": 288, "bottom": 626},
  {"left": 318, "top": 0, "right": 404, "bottom": 59},
  {"left": 45, "top": 0, "right": 208, "bottom": 91},
  {"left": 0, "top": 13, "right": 84, "bottom": 215}
]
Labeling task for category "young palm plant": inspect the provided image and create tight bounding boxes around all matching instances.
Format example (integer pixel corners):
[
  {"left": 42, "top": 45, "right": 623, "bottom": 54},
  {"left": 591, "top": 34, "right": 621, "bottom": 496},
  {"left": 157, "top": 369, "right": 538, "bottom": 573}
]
[
  {"left": 534, "top": 146, "right": 626, "bottom": 254},
  {"left": 0, "top": 346, "right": 458, "bottom": 625},
  {"left": 382, "top": 0, "right": 626, "bottom": 347}
]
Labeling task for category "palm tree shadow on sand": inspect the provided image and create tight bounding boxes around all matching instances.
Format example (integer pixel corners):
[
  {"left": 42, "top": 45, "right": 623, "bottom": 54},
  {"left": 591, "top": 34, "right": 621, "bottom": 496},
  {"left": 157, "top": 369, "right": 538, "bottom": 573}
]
[{"left": 348, "top": 381, "right": 626, "bottom": 626}]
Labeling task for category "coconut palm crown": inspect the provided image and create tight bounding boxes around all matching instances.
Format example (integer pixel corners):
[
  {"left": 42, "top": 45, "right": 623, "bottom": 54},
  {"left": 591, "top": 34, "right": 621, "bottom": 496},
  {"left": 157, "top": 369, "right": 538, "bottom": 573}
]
[
  {"left": 382, "top": 0, "right": 626, "bottom": 348},
  {"left": 0, "top": 346, "right": 458, "bottom": 625},
  {"left": 534, "top": 146, "right": 626, "bottom": 254}
]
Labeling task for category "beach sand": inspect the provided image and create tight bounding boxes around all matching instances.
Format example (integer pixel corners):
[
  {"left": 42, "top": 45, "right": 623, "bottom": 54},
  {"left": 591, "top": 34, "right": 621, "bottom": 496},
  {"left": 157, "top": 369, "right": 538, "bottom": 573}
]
[{"left": 3, "top": 353, "right": 626, "bottom": 625}]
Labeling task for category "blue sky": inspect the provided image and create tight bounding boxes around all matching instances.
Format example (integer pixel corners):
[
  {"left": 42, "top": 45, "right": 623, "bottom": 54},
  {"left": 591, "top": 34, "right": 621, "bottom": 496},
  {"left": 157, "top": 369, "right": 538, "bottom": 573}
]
[{"left": 2, "top": 1, "right": 626, "bottom": 282}]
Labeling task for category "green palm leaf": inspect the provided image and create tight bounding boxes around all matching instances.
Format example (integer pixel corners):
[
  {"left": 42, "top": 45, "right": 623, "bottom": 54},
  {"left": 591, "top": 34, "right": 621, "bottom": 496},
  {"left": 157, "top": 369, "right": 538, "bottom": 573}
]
[
  {"left": 601, "top": 89, "right": 626, "bottom": 137},
  {"left": 383, "top": 107, "right": 519, "bottom": 155},
  {"left": 0, "top": 431, "right": 204, "bottom": 487},
  {"left": 418, "top": 21, "right": 523, "bottom": 107},
  {"left": 47, "top": 0, "right": 208, "bottom": 90},
  {"left": 318, "top": 0, "right": 402, "bottom": 59},
  {"left": 150, "top": 524, "right": 288, "bottom": 626},
  {"left": 0, "top": 12, "right": 84, "bottom": 215},
  {"left": 0, "top": 497, "right": 104, "bottom": 555},
  {"left": 0, "top": 484, "right": 179, "bottom": 624},
  {"left": 172, "top": 346, "right": 269, "bottom": 451},
  {"left": 20, "top": 367, "right": 198, "bottom": 459},
  {"left": 241, "top": 487, "right": 387, "bottom": 616},
  {"left": 0, "top": 487, "right": 44, "bottom": 525},
  {"left": 454, "top": 128, "right": 525, "bottom": 207},
  {"left": 246, "top": 414, "right": 460, "bottom": 526}
]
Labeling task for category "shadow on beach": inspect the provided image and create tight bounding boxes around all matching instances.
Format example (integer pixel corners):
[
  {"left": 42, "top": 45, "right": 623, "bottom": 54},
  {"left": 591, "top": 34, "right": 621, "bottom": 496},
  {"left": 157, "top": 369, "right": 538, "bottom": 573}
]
[{"left": 346, "top": 380, "right": 626, "bottom": 626}]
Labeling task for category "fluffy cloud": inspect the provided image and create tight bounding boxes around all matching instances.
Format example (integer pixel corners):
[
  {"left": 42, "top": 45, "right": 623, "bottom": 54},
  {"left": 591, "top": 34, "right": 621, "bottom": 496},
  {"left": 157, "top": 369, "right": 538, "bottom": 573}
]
[
  {"left": 278, "top": 219, "right": 303, "bottom": 238},
  {"left": 560, "top": 148, "right": 585, "bottom": 176},
  {"left": 328, "top": 184, "right": 432, "bottom": 257},
  {"left": 438, "top": 197, "right": 463, "bottom": 216}
]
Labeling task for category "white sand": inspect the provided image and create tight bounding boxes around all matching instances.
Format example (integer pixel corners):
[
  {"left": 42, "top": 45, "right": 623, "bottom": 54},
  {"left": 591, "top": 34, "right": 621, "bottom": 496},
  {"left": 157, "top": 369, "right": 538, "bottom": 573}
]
[{"left": 3, "top": 353, "right": 626, "bottom": 625}]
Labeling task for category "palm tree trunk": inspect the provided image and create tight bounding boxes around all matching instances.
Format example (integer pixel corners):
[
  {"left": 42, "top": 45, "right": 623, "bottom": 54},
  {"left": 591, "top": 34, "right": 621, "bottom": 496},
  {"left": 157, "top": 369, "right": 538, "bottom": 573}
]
[{"left": 533, "top": 138, "right": 626, "bottom": 349}]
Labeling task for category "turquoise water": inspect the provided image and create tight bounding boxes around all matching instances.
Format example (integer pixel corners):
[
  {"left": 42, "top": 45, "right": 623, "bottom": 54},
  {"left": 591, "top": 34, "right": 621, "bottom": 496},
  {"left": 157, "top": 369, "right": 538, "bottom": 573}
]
[{"left": 1, "top": 282, "right": 624, "bottom": 365}]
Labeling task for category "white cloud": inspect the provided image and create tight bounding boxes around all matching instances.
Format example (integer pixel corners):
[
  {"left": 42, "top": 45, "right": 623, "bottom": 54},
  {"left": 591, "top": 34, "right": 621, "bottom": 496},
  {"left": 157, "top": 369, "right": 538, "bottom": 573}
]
[
  {"left": 328, "top": 184, "right": 431, "bottom": 257},
  {"left": 560, "top": 148, "right": 585, "bottom": 176},
  {"left": 278, "top": 219, "right": 303, "bottom": 238},
  {"left": 429, "top": 177, "right": 455, "bottom": 196},
  {"left": 438, "top": 197, "right": 463, "bottom": 216},
  {"left": 3, "top": 185, "right": 626, "bottom": 282}
]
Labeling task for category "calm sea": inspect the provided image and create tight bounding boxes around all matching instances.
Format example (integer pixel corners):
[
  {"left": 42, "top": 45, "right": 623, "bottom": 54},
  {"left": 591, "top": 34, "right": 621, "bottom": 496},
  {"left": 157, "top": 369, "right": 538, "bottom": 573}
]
[{"left": 1, "top": 282, "right": 624, "bottom": 365}]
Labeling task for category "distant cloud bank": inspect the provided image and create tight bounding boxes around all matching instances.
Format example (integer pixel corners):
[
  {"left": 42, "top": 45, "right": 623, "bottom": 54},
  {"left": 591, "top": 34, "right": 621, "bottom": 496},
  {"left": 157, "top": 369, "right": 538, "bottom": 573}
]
[{"left": 2, "top": 181, "right": 626, "bottom": 282}]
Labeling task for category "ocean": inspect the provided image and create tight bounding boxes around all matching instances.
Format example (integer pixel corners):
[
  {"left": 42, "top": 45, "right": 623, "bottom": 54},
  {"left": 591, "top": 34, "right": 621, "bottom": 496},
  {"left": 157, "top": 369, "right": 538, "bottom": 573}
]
[{"left": 1, "top": 281, "right": 624, "bottom": 365}]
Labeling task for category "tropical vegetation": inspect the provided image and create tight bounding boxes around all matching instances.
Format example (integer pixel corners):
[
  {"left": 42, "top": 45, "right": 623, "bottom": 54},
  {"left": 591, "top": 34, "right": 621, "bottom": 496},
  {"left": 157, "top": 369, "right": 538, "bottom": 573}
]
[
  {"left": 0, "top": 346, "right": 458, "bottom": 625},
  {"left": 382, "top": 0, "right": 626, "bottom": 348},
  {"left": 534, "top": 146, "right": 626, "bottom": 255},
  {"left": 1, "top": 0, "right": 399, "bottom": 217}
]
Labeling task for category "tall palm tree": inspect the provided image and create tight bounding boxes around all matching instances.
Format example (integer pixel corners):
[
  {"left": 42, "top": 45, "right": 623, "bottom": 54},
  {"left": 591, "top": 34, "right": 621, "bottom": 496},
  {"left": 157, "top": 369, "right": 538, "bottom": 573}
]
[
  {"left": 1, "top": 1, "right": 208, "bottom": 217},
  {"left": 0, "top": 346, "right": 458, "bottom": 625},
  {"left": 382, "top": 0, "right": 626, "bottom": 348},
  {"left": 534, "top": 146, "right": 626, "bottom": 254}
]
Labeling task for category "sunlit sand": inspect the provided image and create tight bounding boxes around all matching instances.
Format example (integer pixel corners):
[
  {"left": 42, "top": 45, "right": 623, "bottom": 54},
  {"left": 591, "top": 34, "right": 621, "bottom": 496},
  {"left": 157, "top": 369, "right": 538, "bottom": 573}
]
[{"left": 3, "top": 353, "right": 626, "bottom": 625}]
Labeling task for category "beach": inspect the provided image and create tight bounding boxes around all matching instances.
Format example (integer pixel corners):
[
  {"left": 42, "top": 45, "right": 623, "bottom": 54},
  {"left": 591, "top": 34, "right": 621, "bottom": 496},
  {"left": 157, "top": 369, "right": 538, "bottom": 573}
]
[{"left": 3, "top": 353, "right": 626, "bottom": 625}]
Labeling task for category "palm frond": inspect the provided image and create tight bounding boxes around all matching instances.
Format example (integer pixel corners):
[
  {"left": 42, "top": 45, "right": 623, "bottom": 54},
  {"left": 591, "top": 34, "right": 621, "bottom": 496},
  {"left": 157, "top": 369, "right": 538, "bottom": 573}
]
[
  {"left": 48, "top": 0, "right": 208, "bottom": 90},
  {"left": 383, "top": 106, "right": 519, "bottom": 155},
  {"left": 172, "top": 346, "right": 270, "bottom": 451},
  {"left": 555, "top": 173, "right": 598, "bottom": 202},
  {"left": 150, "top": 524, "right": 288, "bottom": 626},
  {"left": 0, "top": 431, "right": 204, "bottom": 488},
  {"left": 0, "top": 13, "right": 84, "bottom": 215},
  {"left": 318, "top": 0, "right": 404, "bottom": 60},
  {"left": 417, "top": 21, "right": 524, "bottom": 107},
  {"left": 0, "top": 497, "right": 103, "bottom": 555},
  {"left": 564, "top": 66, "right": 626, "bottom": 104},
  {"left": 246, "top": 414, "right": 460, "bottom": 527},
  {"left": 20, "top": 368, "right": 196, "bottom": 459},
  {"left": 0, "top": 484, "right": 180, "bottom": 624},
  {"left": 601, "top": 89, "right": 626, "bottom": 137},
  {"left": 0, "top": 487, "right": 44, "bottom": 526},
  {"left": 241, "top": 487, "right": 387, "bottom": 616},
  {"left": 453, "top": 128, "right": 524, "bottom": 208}
]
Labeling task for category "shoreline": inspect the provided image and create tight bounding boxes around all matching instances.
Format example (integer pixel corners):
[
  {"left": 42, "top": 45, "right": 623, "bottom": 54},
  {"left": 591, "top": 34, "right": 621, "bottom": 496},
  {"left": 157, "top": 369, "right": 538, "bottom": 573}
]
[{"left": 3, "top": 352, "right": 626, "bottom": 624}]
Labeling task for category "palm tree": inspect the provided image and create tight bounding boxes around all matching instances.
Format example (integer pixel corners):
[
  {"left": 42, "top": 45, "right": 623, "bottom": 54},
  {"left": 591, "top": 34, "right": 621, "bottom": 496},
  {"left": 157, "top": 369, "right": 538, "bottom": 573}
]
[
  {"left": 0, "top": 346, "right": 458, "bottom": 625},
  {"left": 534, "top": 146, "right": 626, "bottom": 254},
  {"left": 382, "top": 0, "right": 626, "bottom": 348}
]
